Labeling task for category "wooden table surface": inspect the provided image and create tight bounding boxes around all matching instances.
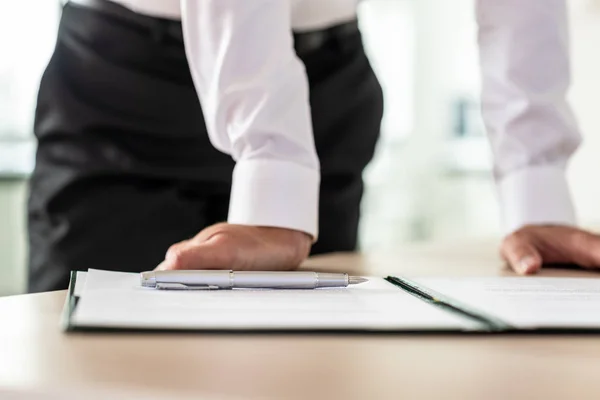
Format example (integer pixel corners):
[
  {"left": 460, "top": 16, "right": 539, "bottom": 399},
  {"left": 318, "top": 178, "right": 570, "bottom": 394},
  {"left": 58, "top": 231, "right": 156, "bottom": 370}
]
[{"left": 2, "top": 238, "right": 600, "bottom": 400}]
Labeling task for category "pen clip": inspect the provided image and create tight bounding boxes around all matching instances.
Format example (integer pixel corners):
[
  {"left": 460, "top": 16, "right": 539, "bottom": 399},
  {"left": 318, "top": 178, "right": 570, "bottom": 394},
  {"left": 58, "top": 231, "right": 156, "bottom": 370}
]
[{"left": 155, "top": 283, "right": 221, "bottom": 290}]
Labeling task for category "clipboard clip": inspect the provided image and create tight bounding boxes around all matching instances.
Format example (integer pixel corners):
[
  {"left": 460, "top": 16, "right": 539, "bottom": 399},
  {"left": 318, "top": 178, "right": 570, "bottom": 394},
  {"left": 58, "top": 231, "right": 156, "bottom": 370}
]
[{"left": 155, "top": 283, "right": 221, "bottom": 290}]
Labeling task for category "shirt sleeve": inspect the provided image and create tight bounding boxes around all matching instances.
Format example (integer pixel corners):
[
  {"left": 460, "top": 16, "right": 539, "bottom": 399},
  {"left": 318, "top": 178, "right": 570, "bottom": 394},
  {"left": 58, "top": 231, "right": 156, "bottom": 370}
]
[
  {"left": 476, "top": 0, "right": 582, "bottom": 234},
  {"left": 180, "top": 0, "right": 320, "bottom": 239}
]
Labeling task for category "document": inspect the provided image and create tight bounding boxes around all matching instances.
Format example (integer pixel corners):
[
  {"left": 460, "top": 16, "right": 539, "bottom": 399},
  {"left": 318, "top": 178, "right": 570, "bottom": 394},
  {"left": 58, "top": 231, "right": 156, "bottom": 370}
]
[
  {"left": 63, "top": 270, "right": 600, "bottom": 333},
  {"left": 67, "top": 270, "right": 477, "bottom": 332},
  {"left": 414, "top": 277, "right": 600, "bottom": 329}
]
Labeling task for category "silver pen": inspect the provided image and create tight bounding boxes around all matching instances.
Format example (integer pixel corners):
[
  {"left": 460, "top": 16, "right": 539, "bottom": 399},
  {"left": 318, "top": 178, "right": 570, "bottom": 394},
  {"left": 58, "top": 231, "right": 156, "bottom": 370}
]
[{"left": 140, "top": 270, "right": 368, "bottom": 290}]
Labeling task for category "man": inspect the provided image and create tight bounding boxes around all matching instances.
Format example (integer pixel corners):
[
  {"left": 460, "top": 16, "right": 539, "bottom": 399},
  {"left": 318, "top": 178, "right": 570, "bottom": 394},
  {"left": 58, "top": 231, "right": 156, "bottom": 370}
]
[
  {"left": 29, "top": 0, "right": 600, "bottom": 293},
  {"left": 29, "top": 0, "right": 381, "bottom": 292}
]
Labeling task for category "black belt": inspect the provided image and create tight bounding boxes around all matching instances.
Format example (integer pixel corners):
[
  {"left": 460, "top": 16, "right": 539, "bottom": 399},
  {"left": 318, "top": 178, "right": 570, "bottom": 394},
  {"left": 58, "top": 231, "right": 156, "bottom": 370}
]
[{"left": 68, "top": 0, "right": 359, "bottom": 56}]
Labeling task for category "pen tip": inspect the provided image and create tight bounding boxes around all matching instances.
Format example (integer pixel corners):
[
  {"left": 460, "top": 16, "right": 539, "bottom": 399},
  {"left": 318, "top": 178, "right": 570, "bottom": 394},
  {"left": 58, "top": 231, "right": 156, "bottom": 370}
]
[{"left": 349, "top": 276, "right": 368, "bottom": 285}]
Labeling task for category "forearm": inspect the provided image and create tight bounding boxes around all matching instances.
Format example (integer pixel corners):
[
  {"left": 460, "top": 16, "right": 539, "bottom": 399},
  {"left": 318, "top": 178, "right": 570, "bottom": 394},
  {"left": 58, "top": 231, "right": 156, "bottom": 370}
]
[
  {"left": 180, "top": 0, "right": 320, "bottom": 238},
  {"left": 476, "top": 0, "right": 582, "bottom": 233}
]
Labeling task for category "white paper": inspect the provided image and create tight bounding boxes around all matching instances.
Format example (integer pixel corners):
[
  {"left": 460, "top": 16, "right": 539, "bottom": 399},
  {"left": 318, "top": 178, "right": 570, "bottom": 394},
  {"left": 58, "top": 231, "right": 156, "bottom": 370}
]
[
  {"left": 71, "top": 270, "right": 477, "bottom": 331},
  {"left": 414, "top": 277, "right": 600, "bottom": 329},
  {"left": 73, "top": 271, "right": 87, "bottom": 297}
]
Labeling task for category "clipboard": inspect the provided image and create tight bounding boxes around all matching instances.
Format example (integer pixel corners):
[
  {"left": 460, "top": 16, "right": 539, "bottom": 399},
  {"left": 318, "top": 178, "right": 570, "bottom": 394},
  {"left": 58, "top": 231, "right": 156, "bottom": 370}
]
[
  {"left": 62, "top": 269, "right": 600, "bottom": 334},
  {"left": 61, "top": 270, "right": 508, "bottom": 334}
]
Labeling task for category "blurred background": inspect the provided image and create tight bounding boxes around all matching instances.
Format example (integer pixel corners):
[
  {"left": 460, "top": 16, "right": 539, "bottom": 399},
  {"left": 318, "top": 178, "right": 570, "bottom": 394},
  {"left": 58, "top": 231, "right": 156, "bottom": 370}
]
[{"left": 1, "top": 0, "right": 600, "bottom": 295}]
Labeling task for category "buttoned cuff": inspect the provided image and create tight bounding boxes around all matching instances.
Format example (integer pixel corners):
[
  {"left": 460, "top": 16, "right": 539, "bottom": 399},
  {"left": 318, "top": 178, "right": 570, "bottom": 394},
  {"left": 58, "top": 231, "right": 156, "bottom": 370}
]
[
  {"left": 228, "top": 159, "right": 320, "bottom": 240},
  {"left": 498, "top": 165, "right": 576, "bottom": 235}
]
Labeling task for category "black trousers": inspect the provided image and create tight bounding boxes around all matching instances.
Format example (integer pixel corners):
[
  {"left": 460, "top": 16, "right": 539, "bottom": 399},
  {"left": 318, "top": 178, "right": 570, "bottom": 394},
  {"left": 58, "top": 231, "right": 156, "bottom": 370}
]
[{"left": 28, "top": 3, "right": 384, "bottom": 293}]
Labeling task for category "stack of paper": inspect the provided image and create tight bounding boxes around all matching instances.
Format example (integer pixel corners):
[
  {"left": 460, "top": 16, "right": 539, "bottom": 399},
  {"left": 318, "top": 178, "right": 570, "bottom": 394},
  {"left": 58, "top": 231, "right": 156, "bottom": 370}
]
[
  {"left": 64, "top": 270, "right": 477, "bottom": 332},
  {"left": 415, "top": 276, "right": 600, "bottom": 329},
  {"left": 62, "top": 270, "right": 600, "bottom": 333}
]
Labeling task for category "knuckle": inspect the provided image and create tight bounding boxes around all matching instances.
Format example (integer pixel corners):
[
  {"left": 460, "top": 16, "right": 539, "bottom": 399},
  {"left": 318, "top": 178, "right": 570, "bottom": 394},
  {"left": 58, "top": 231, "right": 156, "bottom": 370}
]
[
  {"left": 511, "top": 229, "right": 530, "bottom": 243},
  {"left": 194, "top": 223, "right": 233, "bottom": 242},
  {"left": 503, "top": 229, "right": 533, "bottom": 252},
  {"left": 500, "top": 234, "right": 513, "bottom": 249},
  {"left": 501, "top": 234, "right": 518, "bottom": 254},
  {"left": 209, "top": 235, "right": 237, "bottom": 266},
  {"left": 211, "top": 232, "right": 231, "bottom": 244},
  {"left": 167, "top": 247, "right": 188, "bottom": 269}
]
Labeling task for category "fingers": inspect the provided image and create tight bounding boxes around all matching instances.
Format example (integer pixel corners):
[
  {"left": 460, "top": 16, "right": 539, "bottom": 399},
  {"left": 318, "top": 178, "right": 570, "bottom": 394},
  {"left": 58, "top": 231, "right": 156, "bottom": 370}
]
[
  {"left": 156, "top": 235, "right": 234, "bottom": 271},
  {"left": 154, "top": 224, "right": 312, "bottom": 272},
  {"left": 501, "top": 234, "right": 543, "bottom": 275},
  {"left": 193, "top": 222, "right": 230, "bottom": 243},
  {"left": 564, "top": 230, "right": 600, "bottom": 268}
]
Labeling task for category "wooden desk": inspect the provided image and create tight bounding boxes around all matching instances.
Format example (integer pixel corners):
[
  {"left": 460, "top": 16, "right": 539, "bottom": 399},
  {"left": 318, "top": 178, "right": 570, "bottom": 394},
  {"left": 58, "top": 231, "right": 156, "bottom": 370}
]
[{"left": 1, "top": 239, "right": 600, "bottom": 399}]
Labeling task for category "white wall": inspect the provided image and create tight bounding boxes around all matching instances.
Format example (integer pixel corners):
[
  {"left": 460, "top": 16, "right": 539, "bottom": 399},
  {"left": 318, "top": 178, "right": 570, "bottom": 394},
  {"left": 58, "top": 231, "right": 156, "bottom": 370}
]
[
  {"left": 358, "top": 0, "right": 414, "bottom": 142},
  {"left": 0, "top": 1, "right": 59, "bottom": 139},
  {"left": 0, "top": 181, "right": 27, "bottom": 295},
  {"left": 0, "top": 2, "right": 59, "bottom": 295},
  {"left": 358, "top": 0, "right": 502, "bottom": 250},
  {"left": 567, "top": 0, "right": 600, "bottom": 228}
]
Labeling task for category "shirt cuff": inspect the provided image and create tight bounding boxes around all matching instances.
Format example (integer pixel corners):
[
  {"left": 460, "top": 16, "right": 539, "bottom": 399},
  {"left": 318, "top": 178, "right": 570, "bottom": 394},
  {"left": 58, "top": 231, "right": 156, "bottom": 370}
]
[
  {"left": 227, "top": 159, "right": 320, "bottom": 240},
  {"left": 497, "top": 165, "right": 576, "bottom": 235}
]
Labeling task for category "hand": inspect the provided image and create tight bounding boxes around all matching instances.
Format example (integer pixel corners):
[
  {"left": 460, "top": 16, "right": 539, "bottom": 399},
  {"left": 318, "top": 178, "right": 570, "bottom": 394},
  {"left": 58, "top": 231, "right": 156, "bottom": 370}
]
[
  {"left": 155, "top": 223, "right": 312, "bottom": 271},
  {"left": 501, "top": 225, "right": 600, "bottom": 275}
]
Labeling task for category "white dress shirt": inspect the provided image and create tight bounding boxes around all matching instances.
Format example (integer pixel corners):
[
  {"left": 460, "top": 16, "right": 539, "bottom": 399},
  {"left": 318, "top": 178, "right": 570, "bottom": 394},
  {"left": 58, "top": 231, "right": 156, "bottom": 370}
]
[{"left": 70, "top": 0, "right": 581, "bottom": 239}]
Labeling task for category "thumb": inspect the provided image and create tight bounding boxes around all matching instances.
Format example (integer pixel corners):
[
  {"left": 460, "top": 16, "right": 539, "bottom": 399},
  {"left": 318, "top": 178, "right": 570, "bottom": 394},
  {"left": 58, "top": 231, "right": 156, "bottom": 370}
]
[
  {"left": 156, "top": 236, "right": 234, "bottom": 271},
  {"left": 501, "top": 235, "right": 543, "bottom": 275}
]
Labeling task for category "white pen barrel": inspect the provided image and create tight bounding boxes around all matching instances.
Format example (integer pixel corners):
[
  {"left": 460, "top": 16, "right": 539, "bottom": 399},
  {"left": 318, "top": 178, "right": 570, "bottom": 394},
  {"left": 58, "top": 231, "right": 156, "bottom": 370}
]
[
  {"left": 148, "top": 270, "right": 349, "bottom": 289},
  {"left": 152, "top": 270, "right": 233, "bottom": 288},
  {"left": 232, "top": 271, "right": 320, "bottom": 289},
  {"left": 232, "top": 272, "right": 348, "bottom": 288}
]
